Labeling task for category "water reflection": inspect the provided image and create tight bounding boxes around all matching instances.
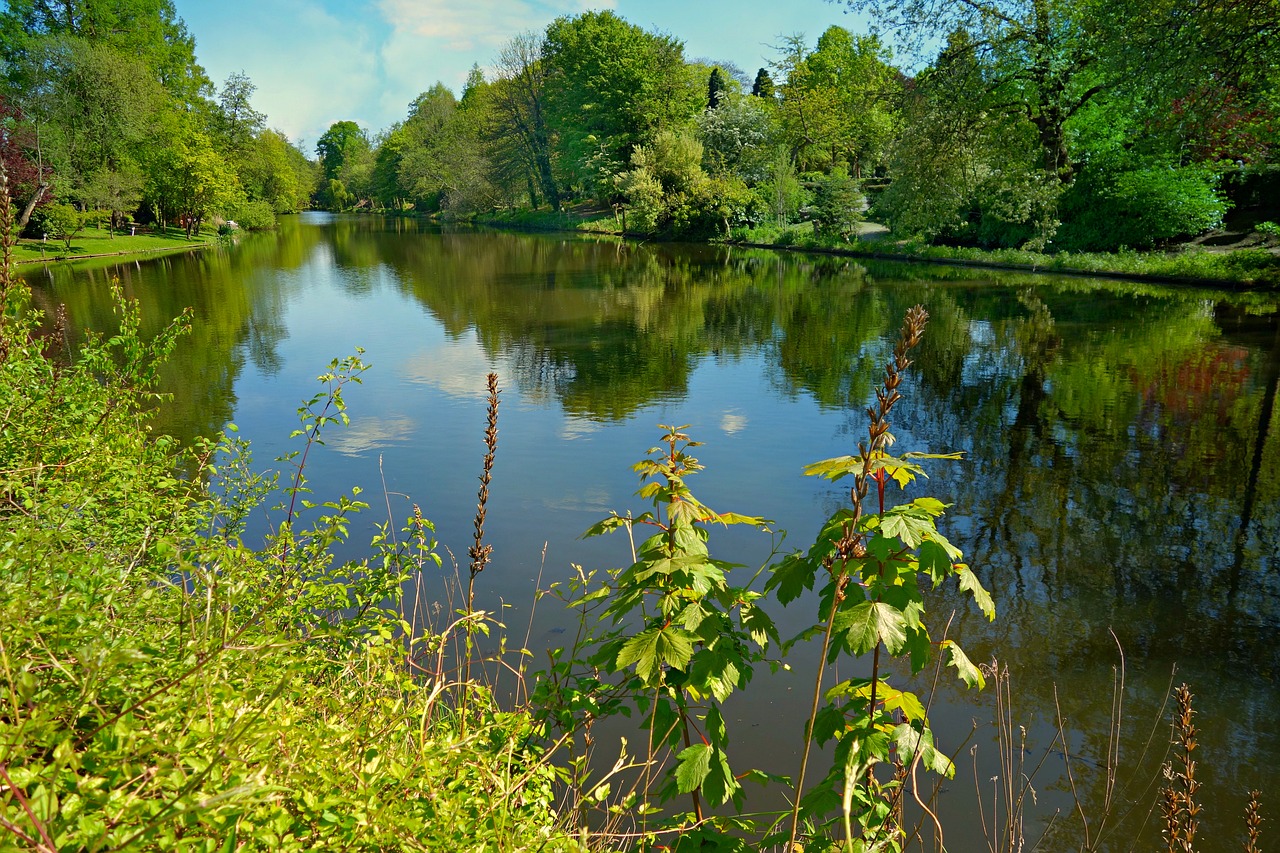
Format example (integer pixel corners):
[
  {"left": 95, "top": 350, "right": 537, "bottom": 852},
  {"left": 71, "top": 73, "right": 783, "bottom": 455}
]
[{"left": 21, "top": 214, "right": 1280, "bottom": 851}]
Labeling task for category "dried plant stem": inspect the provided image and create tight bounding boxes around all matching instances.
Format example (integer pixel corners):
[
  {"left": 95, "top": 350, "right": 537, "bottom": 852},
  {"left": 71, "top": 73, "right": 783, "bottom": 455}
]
[
  {"left": 1244, "top": 789, "right": 1263, "bottom": 853},
  {"left": 464, "top": 373, "right": 499, "bottom": 690},
  {"left": 1160, "top": 684, "right": 1199, "bottom": 853}
]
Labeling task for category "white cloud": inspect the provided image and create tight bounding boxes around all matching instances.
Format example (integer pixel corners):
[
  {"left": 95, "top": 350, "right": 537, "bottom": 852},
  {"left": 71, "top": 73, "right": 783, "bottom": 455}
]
[
  {"left": 377, "top": 0, "right": 612, "bottom": 50},
  {"left": 373, "top": 0, "right": 617, "bottom": 123},
  {"left": 325, "top": 415, "right": 417, "bottom": 456}
]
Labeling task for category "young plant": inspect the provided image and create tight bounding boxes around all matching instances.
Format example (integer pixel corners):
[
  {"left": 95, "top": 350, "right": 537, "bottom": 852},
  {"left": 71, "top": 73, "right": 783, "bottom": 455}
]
[
  {"left": 581, "top": 426, "right": 777, "bottom": 837},
  {"left": 766, "top": 306, "right": 994, "bottom": 851}
]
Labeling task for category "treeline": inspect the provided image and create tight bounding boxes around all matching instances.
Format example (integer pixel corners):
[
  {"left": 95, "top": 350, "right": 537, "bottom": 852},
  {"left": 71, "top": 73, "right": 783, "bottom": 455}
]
[
  {"left": 0, "top": 0, "right": 315, "bottom": 238},
  {"left": 321, "top": 2, "right": 1278, "bottom": 251},
  {"left": 3, "top": 0, "right": 1276, "bottom": 252}
]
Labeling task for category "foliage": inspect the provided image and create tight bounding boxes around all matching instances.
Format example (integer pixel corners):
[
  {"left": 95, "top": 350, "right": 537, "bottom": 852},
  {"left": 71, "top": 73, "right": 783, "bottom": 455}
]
[
  {"left": 230, "top": 198, "right": 276, "bottom": 230},
  {"left": 809, "top": 168, "right": 864, "bottom": 240},
  {"left": 0, "top": 249, "right": 587, "bottom": 850},
  {"left": 1056, "top": 159, "right": 1228, "bottom": 250},
  {"left": 42, "top": 201, "right": 85, "bottom": 249},
  {"left": 760, "top": 306, "right": 991, "bottom": 850},
  {"left": 543, "top": 10, "right": 702, "bottom": 194}
]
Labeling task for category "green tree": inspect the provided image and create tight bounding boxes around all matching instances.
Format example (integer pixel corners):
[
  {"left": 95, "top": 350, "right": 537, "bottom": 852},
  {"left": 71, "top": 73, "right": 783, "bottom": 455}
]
[
  {"left": 146, "top": 124, "right": 240, "bottom": 237},
  {"left": 0, "top": 0, "right": 211, "bottom": 105},
  {"left": 751, "top": 67, "right": 775, "bottom": 98},
  {"left": 213, "top": 71, "right": 266, "bottom": 158},
  {"left": 707, "top": 66, "right": 729, "bottom": 110},
  {"left": 832, "top": 0, "right": 1107, "bottom": 183},
  {"left": 776, "top": 27, "right": 901, "bottom": 176},
  {"left": 81, "top": 165, "right": 143, "bottom": 233},
  {"left": 44, "top": 201, "right": 85, "bottom": 249},
  {"left": 696, "top": 93, "right": 777, "bottom": 183},
  {"left": 543, "top": 10, "right": 702, "bottom": 193},
  {"left": 238, "top": 128, "right": 313, "bottom": 213},
  {"left": 489, "top": 32, "right": 560, "bottom": 210},
  {"left": 10, "top": 36, "right": 163, "bottom": 205},
  {"left": 875, "top": 29, "right": 1059, "bottom": 248},
  {"left": 315, "top": 120, "right": 368, "bottom": 183}
]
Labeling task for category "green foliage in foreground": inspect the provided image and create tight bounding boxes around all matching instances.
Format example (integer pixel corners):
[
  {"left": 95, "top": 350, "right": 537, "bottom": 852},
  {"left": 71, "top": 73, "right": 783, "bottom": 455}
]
[{"left": 0, "top": 272, "right": 585, "bottom": 848}]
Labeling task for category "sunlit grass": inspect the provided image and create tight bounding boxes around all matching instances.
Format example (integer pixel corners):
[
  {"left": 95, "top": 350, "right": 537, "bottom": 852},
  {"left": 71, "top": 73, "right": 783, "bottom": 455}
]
[{"left": 12, "top": 224, "right": 216, "bottom": 264}]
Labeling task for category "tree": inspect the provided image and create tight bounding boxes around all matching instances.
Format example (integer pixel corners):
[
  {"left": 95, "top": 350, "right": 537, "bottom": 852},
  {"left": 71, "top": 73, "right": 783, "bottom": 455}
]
[
  {"left": 315, "top": 121, "right": 368, "bottom": 182},
  {"left": 146, "top": 124, "right": 239, "bottom": 237},
  {"left": 44, "top": 202, "right": 85, "bottom": 249},
  {"left": 707, "top": 67, "right": 729, "bottom": 110},
  {"left": 0, "top": 95, "right": 51, "bottom": 229},
  {"left": 239, "top": 129, "right": 312, "bottom": 213},
  {"left": 10, "top": 36, "right": 163, "bottom": 205},
  {"left": 875, "top": 30, "right": 1058, "bottom": 248},
  {"left": 82, "top": 165, "right": 143, "bottom": 233},
  {"left": 489, "top": 33, "right": 560, "bottom": 210},
  {"left": 830, "top": 0, "right": 1107, "bottom": 183},
  {"left": 213, "top": 71, "right": 265, "bottom": 158},
  {"left": 696, "top": 93, "right": 778, "bottom": 183},
  {"left": 0, "top": 0, "right": 212, "bottom": 106},
  {"left": 776, "top": 27, "right": 901, "bottom": 176},
  {"left": 751, "top": 67, "right": 775, "bottom": 98},
  {"left": 543, "top": 10, "right": 702, "bottom": 192}
]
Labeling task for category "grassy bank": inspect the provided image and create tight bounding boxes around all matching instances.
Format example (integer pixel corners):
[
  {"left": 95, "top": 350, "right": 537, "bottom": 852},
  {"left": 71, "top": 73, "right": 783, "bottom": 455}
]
[
  {"left": 731, "top": 222, "right": 1280, "bottom": 288},
  {"left": 12, "top": 224, "right": 217, "bottom": 265},
  {"left": 476, "top": 206, "right": 1280, "bottom": 288}
]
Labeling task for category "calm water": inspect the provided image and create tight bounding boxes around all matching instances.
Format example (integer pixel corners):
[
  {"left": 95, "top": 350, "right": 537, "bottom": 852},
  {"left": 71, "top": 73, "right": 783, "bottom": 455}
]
[{"left": 23, "top": 213, "right": 1280, "bottom": 850}]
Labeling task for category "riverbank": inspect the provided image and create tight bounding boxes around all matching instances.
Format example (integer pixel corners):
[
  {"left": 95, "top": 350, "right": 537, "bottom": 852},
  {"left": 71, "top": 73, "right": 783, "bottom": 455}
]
[
  {"left": 474, "top": 207, "right": 1280, "bottom": 288},
  {"left": 12, "top": 224, "right": 217, "bottom": 265}
]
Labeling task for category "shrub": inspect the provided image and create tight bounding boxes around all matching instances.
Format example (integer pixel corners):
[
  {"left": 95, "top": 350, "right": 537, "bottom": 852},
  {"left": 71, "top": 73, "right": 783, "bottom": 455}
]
[
  {"left": 231, "top": 199, "right": 277, "bottom": 230},
  {"left": 1057, "top": 160, "right": 1228, "bottom": 251}
]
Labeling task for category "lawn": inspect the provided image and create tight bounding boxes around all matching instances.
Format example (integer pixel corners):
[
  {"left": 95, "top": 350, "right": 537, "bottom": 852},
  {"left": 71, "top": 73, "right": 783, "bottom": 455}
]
[{"left": 12, "top": 224, "right": 215, "bottom": 264}]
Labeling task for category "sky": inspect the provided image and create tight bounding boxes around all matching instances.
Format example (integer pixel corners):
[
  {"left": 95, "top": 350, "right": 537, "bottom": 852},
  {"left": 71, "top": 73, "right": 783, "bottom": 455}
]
[{"left": 172, "top": 0, "right": 874, "bottom": 155}]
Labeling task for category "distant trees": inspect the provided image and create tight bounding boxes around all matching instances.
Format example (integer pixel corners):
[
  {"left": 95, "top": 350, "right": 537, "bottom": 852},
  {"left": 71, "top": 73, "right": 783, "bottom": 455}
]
[{"left": 0, "top": 0, "right": 313, "bottom": 235}]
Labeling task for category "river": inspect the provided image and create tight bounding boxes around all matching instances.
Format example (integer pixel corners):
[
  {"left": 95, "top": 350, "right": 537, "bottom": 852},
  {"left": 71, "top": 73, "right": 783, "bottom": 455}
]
[{"left": 22, "top": 212, "right": 1280, "bottom": 851}]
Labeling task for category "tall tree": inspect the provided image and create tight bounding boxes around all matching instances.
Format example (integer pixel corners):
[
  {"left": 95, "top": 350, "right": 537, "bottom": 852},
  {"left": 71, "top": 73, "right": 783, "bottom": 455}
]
[
  {"left": 752, "top": 67, "right": 776, "bottom": 98},
  {"left": 776, "top": 26, "right": 901, "bottom": 175},
  {"left": 213, "top": 71, "right": 266, "bottom": 158},
  {"left": 831, "top": 0, "right": 1107, "bottom": 182},
  {"left": 490, "top": 33, "right": 560, "bottom": 210},
  {"left": 0, "top": 95, "right": 51, "bottom": 228},
  {"left": 707, "top": 67, "right": 729, "bottom": 110},
  {"left": 543, "top": 10, "right": 702, "bottom": 191}
]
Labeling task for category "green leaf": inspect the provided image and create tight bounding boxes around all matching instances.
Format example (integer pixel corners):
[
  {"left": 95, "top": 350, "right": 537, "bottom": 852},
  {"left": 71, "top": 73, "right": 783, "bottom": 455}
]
[
  {"left": 957, "top": 564, "right": 995, "bottom": 620},
  {"left": 918, "top": 538, "right": 952, "bottom": 586},
  {"left": 893, "top": 723, "right": 955, "bottom": 778},
  {"left": 764, "top": 551, "right": 817, "bottom": 605},
  {"left": 614, "top": 625, "right": 696, "bottom": 685},
  {"left": 942, "top": 639, "right": 985, "bottom": 689},
  {"left": 739, "top": 600, "right": 777, "bottom": 648},
  {"left": 834, "top": 601, "right": 908, "bottom": 656},
  {"left": 675, "top": 743, "right": 712, "bottom": 794}
]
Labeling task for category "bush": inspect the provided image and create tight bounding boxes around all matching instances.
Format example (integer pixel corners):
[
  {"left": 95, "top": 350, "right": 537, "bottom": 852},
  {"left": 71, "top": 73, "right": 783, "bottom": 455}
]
[
  {"left": 1057, "top": 160, "right": 1228, "bottom": 251},
  {"left": 43, "top": 202, "right": 86, "bottom": 250},
  {"left": 231, "top": 199, "right": 277, "bottom": 230},
  {"left": 809, "top": 168, "right": 864, "bottom": 241}
]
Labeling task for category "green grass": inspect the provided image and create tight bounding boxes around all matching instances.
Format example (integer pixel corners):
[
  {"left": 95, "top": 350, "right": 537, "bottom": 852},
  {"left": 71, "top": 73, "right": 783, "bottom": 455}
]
[
  {"left": 729, "top": 222, "right": 1280, "bottom": 288},
  {"left": 12, "top": 224, "right": 216, "bottom": 264}
]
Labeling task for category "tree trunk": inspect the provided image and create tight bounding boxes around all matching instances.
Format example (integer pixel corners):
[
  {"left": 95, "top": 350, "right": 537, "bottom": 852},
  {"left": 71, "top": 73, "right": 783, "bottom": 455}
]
[{"left": 15, "top": 182, "right": 49, "bottom": 230}]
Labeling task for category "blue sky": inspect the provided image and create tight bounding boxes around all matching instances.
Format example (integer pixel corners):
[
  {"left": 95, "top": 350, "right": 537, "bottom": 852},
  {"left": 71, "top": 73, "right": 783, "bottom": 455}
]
[{"left": 173, "top": 0, "right": 874, "bottom": 155}]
